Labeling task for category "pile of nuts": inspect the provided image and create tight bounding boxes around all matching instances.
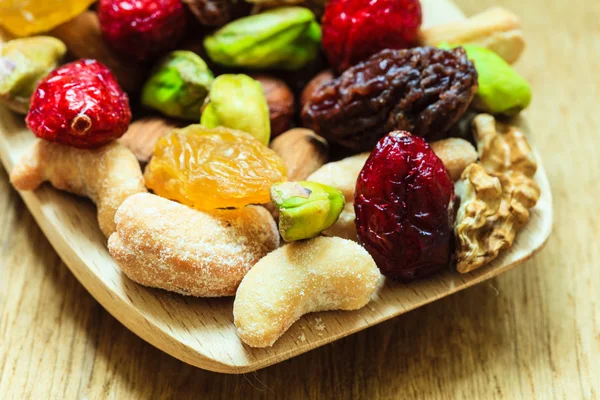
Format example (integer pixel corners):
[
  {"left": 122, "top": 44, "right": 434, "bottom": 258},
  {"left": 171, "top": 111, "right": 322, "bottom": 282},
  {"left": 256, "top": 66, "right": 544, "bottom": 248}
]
[{"left": 2, "top": 0, "right": 540, "bottom": 347}]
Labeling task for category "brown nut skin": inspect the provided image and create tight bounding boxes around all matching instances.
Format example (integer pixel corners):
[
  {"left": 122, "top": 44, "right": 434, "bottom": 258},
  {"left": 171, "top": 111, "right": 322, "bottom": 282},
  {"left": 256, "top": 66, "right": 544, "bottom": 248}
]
[
  {"left": 300, "top": 69, "right": 334, "bottom": 109},
  {"left": 118, "top": 116, "right": 185, "bottom": 163},
  {"left": 270, "top": 128, "right": 328, "bottom": 181},
  {"left": 49, "top": 11, "right": 147, "bottom": 94},
  {"left": 250, "top": 74, "right": 295, "bottom": 137},
  {"left": 430, "top": 137, "right": 478, "bottom": 181}
]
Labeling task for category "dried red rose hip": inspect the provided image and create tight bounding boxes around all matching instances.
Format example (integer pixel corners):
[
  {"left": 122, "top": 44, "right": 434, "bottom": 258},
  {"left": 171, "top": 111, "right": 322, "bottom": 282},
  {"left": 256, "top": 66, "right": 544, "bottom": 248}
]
[
  {"left": 322, "top": 0, "right": 422, "bottom": 72},
  {"left": 302, "top": 47, "right": 478, "bottom": 152},
  {"left": 354, "top": 131, "right": 455, "bottom": 282},
  {"left": 26, "top": 59, "right": 132, "bottom": 149},
  {"left": 98, "top": 0, "right": 187, "bottom": 62}
]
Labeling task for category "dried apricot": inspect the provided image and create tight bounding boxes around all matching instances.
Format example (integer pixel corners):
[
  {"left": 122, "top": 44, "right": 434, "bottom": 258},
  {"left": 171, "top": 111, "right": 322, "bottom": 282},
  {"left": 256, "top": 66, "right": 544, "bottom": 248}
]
[{"left": 144, "top": 125, "right": 287, "bottom": 210}]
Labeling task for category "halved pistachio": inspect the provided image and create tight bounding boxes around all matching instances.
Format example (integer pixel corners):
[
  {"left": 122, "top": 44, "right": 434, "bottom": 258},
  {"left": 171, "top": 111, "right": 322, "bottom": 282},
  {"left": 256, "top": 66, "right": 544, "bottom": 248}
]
[
  {"left": 142, "top": 51, "right": 214, "bottom": 120},
  {"left": 271, "top": 181, "right": 345, "bottom": 242},
  {"left": 203, "top": 7, "right": 321, "bottom": 70},
  {"left": 200, "top": 74, "right": 270, "bottom": 145},
  {"left": 0, "top": 36, "right": 66, "bottom": 114}
]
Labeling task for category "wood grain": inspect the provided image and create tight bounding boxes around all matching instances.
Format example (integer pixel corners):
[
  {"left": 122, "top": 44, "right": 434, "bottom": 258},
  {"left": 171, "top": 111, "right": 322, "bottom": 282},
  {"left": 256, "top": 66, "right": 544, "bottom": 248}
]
[
  {"left": 1, "top": 0, "right": 598, "bottom": 397},
  {"left": 0, "top": 0, "right": 552, "bottom": 374}
]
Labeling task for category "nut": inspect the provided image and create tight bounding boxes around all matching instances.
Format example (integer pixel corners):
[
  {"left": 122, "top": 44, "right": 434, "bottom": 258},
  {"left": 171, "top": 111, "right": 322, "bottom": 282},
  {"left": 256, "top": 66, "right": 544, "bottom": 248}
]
[
  {"left": 10, "top": 140, "right": 146, "bottom": 237},
  {"left": 118, "top": 116, "right": 184, "bottom": 163},
  {"left": 248, "top": 0, "right": 328, "bottom": 19},
  {"left": 49, "top": 11, "right": 147, "bottom": 94},
  {"left": 307, "top": 152, "right": 370, "bottom": 202},
  {"left": 204, "top": 7, "right": 322, "bottom": 70},
  {"left": 441, "top": 43, "right": 531, "bottom": 116},
  {"left": 271, "top": 181, "right": 345, "bottom": 242},
  {"left": 430, "top": 137, "right": 478, "bottom": 181},
  {"left": 322, "top": 202, "right": 358, "bottom": 241},
  {"left": 420, "top": 7, "right": 525, "bottom": 64},
  {"left": 300, "top": 69, "right": 334, "bottom": 109},
  {"left": 233, "top": 236, "right": 380, "bottom": 347},
  {"left": 0, "top": 36, "right": 66, "bottom": 114},
  {"left": 270, "top": 128, "right": 328, "bottom": 181},
  {"left": 109, "top": 193, "right": 279, "bottom": 297},
  {"left": 454, "top": 114, "right": 540, "bottom": 273},
  {"left": 201, "top": 74, "right": 270, "bottom": 145},
  {"left": 142, "top": 51, "right": 214, "bottom": 120},
  {"left": 250, "top": 74, "right": 295, "bottom": 137}
]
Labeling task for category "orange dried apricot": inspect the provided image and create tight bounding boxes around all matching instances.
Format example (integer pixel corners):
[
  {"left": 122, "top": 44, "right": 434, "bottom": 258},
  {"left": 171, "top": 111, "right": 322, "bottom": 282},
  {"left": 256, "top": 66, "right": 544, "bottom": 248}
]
[{"left": 144, "top": 125, "right": 287, "bottom": 210}]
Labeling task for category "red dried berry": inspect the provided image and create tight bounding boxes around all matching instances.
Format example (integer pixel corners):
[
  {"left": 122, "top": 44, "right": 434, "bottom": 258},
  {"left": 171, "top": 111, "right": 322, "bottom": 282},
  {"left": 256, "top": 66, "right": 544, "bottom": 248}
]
[
  {"left": 26, "top": 59, "right": 132, "bottom": 149},
  {"left": 355, "top": 131, "right": 455, "bottom": 282},
  {"left": 98, "top": 0, "right": 187, "bottom": 62},
  {"left": 322, "top": 0, "right": 422, "bottom": 72}
]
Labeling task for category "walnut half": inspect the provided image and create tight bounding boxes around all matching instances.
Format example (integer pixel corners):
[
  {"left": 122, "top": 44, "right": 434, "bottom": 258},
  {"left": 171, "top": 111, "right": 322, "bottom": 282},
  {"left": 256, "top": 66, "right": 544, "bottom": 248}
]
[{"left": 455, "top": 114, "right": 541, "bottom": 273}]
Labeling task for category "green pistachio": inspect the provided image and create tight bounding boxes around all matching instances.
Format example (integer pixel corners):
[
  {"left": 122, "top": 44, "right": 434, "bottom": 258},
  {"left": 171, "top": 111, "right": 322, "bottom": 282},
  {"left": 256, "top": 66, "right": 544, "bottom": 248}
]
[
  {"left": 271, "top": 181, "right": 345, "bottom": 242},
  {"left": 200, "top": 74, "right": 271, "bottom": 145},
  {"left": 440, "top": 43, "right": 532, "bottom": 116},
  {"left": 203, "top": 7, "right": 321, "bottom": 71},
  {"left": 0, "top": 36, "right": 66, "bottom": 114},
  {"left": 142, "top": 51, "right": 214, "bottom": 120}
]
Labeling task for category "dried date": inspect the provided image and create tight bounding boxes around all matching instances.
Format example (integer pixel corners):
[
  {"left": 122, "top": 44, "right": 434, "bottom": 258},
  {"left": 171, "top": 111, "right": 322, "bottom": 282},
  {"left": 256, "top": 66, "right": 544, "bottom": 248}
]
[{"left": 301, "top": 47, "right": 478, "bottom": 152}]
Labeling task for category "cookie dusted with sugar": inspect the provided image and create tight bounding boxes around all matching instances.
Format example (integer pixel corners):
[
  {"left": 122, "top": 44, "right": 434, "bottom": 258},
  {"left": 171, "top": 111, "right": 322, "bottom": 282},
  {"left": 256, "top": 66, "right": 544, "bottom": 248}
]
[{"left": 108, "top": 193, "right": 280, "bottom": 297}]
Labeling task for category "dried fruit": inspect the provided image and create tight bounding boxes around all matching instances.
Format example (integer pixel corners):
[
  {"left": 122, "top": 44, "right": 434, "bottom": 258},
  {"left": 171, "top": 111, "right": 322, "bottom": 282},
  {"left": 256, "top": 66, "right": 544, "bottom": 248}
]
[
  {"left": 49, "top": 11, "right": 147, "bottom": 95},
  {"left": 0, "top": 36, "right": 66, "bottom": 114},
  {"left": 26, "top": 59, "right": 131, "bottom": 149},
  {"left": 247, "top": 0, "right": 328, "bottom": 19},
  {"left": 322, "top": 0, "right": 422, "bottom": 72},
  {"left": 204, "top": 7, "right": 321, "bottom": 70},
  {"left": 0, "top": 0, "right": 95, "bottom": 37},
  {"left": 302, "top": 47, "right": 478, "bottom": 152},
  {"left": 250, "top": 74, "right": 295, "bottom": 137},
  {"left": 98, "top": 0, "right": 187, "bottom": 62},
  {"left": 271, "top": 181, "right": 345, "bottom": 242},
  {"left": 144, "top": 125, "right": 287, "bottom": 210},
  {"left": 201, "top": 74, "right": 270, "bottom": 145},
  {"left": 183, "top": 0, "right": 251, "bottom": 27},
  {"left": 142, "top": 51, "right": 214, "bottom": 120},
  {"left": 355, "top": 131, "right": 455, "bottom": 282},
  {"left": 119, "top": 116, "right": 184, "bottom": 163},
  {"left": 300, "top": 69, "right": 334, "bottom": 110}
]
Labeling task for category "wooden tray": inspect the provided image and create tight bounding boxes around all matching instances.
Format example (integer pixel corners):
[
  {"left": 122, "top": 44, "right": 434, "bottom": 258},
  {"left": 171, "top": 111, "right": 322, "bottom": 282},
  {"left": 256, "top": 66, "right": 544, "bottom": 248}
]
[{"left": 0, "top": 0, "right": 553, "bottom": 374}]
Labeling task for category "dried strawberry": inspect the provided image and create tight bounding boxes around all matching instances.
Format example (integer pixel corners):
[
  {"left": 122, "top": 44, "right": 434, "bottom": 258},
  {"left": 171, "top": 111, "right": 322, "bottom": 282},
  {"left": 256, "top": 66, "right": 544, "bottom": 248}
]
[
  {"left": 98, "top": 0, "right": 187, "bottom": 62},
  {"left": 354, "top": 131, "right": 455, "bottom": 282},
  {"left": 322, "top": 0, "right": 422, "bottom": 72},
  {"left": 26, "top": 59, "right": 131, "bottom": 149}
]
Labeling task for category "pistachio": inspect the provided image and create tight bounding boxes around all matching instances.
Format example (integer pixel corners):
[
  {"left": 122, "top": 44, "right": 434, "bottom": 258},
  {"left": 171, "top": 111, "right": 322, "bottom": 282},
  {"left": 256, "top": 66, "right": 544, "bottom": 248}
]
[
  {"left": 200, "top": 74, "right": 270, "bottom": 145},
  {"left": 204, "top": 7, "right": 321, "bottom": 70},
  {"left": 441, "top": 43, "right": 531, "bottom": 116},
  {"left": 249, "top": 74, "right": 295, "bottom": 137},
  {"left": 0, "top": 36, "right": 66, "bottom": 114},
  {"left": 271, "top": 181, "right": 345, "bottom": 242},
  {"left": 142, "top": 51, "right": 214, "bottom": 120}
]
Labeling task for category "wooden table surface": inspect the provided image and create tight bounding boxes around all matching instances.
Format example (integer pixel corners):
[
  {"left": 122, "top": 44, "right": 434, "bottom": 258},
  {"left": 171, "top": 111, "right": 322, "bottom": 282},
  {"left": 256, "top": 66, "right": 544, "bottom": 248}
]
[{"left": 1, "top": 0, "right": 598, "bottom": 398}]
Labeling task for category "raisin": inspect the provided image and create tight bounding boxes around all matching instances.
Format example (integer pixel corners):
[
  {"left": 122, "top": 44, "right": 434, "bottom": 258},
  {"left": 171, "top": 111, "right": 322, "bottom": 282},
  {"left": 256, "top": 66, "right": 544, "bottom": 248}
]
[
  {"left": 144, "top": 125, "right": 287, "bottom": 210},
  {"left": 182, "top": 0, "right": 251, "bottom": 27},
  {"left": 301, "top": 47, "right": 478, "bottom": 152},
  {"left": 354, "top": 131, "right": 455, "bottom": 282}
]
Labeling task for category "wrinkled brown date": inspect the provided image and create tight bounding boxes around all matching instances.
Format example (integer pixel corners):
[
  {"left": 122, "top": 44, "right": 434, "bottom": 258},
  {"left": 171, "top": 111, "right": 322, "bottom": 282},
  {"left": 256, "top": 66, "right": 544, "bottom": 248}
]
[
  {"left": 182, "top": 0, "right": 251, "bottom": 27},
  {"left": 301, "top": 47, "right": 478, "bottom": 152}
]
